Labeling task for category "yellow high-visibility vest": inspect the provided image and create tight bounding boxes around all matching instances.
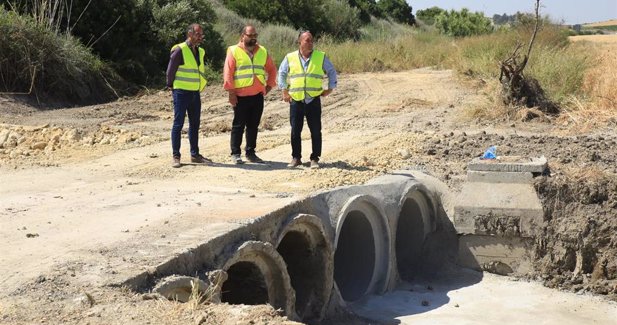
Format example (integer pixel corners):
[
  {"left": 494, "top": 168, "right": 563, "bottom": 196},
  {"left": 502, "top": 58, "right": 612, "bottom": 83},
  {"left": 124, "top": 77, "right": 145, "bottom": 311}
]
[
  {"left": 171, "top": 42, "right": 207, "bottom": 92},
  {"left": 286, "top": 50, "right": 325, "bottom": 101},
  {"left": 229, "top": 45, "right": 267, "bottom": 88}
]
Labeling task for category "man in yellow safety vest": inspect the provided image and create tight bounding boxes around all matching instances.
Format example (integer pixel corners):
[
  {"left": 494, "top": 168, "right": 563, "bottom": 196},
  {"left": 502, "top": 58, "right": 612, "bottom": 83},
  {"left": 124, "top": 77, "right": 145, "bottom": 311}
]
[
  {"left": 278, "top": 30, "right": 337, "bottom": 169},
  {"left": 166, "top": 23, "right": 210, "bottom": 168},
  {"left": 223, "top": 25, "right": 277, "bottom": 164}
]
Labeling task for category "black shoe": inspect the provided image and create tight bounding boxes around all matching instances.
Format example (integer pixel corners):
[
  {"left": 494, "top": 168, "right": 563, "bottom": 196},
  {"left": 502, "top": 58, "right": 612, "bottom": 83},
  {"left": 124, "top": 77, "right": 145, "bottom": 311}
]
[
  {"left": 191, "top": 154, "right": 212, "bottom": 164},
  {"left": 246, "top": 154, "right": 264, "bottom": 163}
]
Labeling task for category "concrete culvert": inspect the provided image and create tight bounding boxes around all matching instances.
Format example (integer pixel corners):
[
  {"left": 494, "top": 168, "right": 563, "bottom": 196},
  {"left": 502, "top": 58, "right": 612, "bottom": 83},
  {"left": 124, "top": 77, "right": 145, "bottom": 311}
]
[
  {"left": 222, "top": 261, "right": 268, "bottom": 305},
  {"left": 396, "top": 189, "right": 434, "bottom": 282},
  {"left": 276, "top": 214, "right": 332, "bottom": 322},
  {"left": 153, "top": 275, "right": 209, "bottom": 303},
  {"left": 334, "top": 196, "right": 390, "bottom": 302},
  {"left": 220, "top": 241, "right": 297, "bottom": 319}
]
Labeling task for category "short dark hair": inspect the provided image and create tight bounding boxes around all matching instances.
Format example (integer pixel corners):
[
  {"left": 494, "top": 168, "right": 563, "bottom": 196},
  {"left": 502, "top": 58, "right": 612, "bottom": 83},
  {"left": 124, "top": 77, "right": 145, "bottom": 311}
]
[{"left": 241, "top": 25, "right": 255, "bottom": 35}]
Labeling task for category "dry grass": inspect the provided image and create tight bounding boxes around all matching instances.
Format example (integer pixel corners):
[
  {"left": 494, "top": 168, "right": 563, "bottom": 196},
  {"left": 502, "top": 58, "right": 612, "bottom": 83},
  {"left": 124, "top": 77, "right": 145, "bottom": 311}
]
[
  {"left": 583, "top": 19, "right": 617, "bottom": 28},
  {"left": 556, "top": 36, "right": 617, "bottom": 130}
]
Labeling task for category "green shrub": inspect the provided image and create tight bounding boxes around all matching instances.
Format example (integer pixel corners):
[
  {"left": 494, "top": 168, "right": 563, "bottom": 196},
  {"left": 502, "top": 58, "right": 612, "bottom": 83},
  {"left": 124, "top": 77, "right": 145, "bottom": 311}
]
[
  {"left": 435, "top": 8, "right": 493, "bottom": 37},
  {"left": 377, "top": 0, "right": 415, "bottom": 25},
  {"left": 416, "top": 6, "right": 446, "bottom": 26},
  {"left": 359, "top": 17, "right": 415, "bottom": 41},
  {"left": 0, "top": 9, "right": 121, "bottom": 103},
  {"left": 320, "top": 0, "right": 362, "bottom": 40}
]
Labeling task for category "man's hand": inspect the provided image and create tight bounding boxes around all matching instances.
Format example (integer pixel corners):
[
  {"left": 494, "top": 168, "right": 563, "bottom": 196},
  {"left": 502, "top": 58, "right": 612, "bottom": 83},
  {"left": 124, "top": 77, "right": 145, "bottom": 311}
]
[
  {"left": 322, "top": 89, "right": 333, "bottom": 97},
  {"left": 282, "top": 89, "right": 291, "bottom": 103},
  {"left": 265, "top": 85, "right": 272, "bottom": 95},
  {"left": 228, "top": 91, "right": 238, "bottom": 107}
]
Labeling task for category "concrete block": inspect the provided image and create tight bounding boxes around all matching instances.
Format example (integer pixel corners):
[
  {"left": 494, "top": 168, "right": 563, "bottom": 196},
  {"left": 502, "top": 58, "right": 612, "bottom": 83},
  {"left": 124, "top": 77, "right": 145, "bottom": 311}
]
[
  {"left": 468, "top": 156, "right": 547, "bottom": 173},
  {"left": 453, "top": 182, "right": 543, "bottom": 236}
]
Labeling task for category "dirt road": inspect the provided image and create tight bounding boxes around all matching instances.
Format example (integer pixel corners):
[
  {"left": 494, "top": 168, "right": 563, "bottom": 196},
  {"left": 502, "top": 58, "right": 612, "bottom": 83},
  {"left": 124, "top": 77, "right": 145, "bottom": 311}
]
[{"left": 1, "top": 67, "right": 616, "bottom": 324}]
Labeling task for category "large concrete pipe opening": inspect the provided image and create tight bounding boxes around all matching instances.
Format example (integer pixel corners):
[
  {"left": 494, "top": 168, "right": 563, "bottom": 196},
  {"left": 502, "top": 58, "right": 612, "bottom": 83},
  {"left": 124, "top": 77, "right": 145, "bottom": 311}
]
[
  {"left": 221, "top": 241, "right": 297, "bottom": 319},
  {"left": 334, "top": 196, "right": 390, "bottom": 302},
  {"left": 396, "top": 189, "right": 434, "bottom": 281},
  {"left": 221, "top": 261, "right": 268, "bottom": 305},
  {"left": 276, "top": 214, "right": 332, "bottom": 322}
]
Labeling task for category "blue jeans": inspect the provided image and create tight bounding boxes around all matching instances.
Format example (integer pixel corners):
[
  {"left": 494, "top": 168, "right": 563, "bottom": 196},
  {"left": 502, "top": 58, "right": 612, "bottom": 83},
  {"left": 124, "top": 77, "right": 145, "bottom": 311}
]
[
  {"left": 171, "top": 89, "right": 201, "bottom": 158},
  {"left": 290, "top": 97, "right": 322, "bottom": 161}
]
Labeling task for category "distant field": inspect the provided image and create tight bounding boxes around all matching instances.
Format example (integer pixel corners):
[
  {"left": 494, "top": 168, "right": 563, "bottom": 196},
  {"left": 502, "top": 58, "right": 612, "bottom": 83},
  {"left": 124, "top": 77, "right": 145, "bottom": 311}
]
[
  {"left": 569, "top": 34, "right": 617, "bottom": 43},
  {"left": 584, "top": 19, "right": 617, "bottom": 27}
]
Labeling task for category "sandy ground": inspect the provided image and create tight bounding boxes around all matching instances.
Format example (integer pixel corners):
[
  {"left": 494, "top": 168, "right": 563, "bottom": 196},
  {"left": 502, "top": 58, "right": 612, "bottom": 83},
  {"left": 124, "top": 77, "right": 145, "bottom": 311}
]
[{"left": 1, "top": 62, "right": 616, "bottom": 324}]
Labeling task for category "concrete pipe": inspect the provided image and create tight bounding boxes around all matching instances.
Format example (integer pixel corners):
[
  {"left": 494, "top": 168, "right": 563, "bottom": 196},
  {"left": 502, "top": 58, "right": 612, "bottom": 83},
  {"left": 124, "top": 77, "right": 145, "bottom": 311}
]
[
  {"left": 395, "top": 185, "right": 435, "bottom": 282},
  {"left": 333, "top": 195, "right": 390, "bottom": 302},
  {"left": 276, "top": 213, "right": 333, "bottom": 322},
  {"left": 221, "top": 241, "right": 297, "bottom": 320}
]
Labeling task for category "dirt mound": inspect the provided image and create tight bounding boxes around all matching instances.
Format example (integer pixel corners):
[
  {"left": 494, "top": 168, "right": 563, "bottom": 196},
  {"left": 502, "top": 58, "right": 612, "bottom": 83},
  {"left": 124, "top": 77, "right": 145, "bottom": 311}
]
[{"left": 533, "top": 171, "right": 617, "bottom": 300}]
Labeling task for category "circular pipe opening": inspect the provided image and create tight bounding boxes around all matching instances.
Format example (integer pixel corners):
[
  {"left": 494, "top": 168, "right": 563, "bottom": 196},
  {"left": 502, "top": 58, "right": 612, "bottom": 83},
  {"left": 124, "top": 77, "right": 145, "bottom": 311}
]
[
  {"left": 334, "top": 210, "right": 375, "bottom": 302},
  {"left": 277, "top": 231, "right": 322, "bottom": 319},
  {"left": 221, "top": 261, "right": 268, "bottom": 305},
  {"left": 396, "top": 198, "right": 426, "bottom": 281}
]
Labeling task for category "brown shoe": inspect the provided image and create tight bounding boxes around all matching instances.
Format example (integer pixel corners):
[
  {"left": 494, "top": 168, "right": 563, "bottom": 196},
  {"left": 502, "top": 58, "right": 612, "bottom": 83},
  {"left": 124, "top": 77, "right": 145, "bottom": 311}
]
[
  {"left": 191, "top": 154, "right": 212, "bottom": 164},
  {"left": 310, "top": 160, "right": 320, "bottom": 169},
  {"left": 172, "top": 156, "right": 181, "bottom": 168},
  {"left": 287, "top": 158, "right": 302, "bottom": 168}
]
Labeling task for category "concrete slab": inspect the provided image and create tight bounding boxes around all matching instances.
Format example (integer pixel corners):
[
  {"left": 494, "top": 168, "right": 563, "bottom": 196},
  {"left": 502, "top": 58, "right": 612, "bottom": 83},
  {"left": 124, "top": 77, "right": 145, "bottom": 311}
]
[
  {"left": 350, "top": 269, "right": 617, "bottom": 325},
  {"left": 467, "top": 171, "right": 533, "bottom": 183},
  {"left": 468, "top": 156, "right": 547, "bottom": 173}
]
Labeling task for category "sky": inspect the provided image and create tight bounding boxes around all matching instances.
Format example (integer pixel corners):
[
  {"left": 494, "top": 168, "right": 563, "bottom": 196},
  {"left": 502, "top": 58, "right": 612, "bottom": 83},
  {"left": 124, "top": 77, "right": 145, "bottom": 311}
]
[{"left": 408, "top": 0, "right": 617, "bottom": 25}]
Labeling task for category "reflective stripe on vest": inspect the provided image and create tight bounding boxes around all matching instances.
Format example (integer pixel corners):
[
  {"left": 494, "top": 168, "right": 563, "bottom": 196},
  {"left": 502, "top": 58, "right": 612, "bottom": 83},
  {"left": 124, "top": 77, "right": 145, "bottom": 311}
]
[
  {"left": 171, "top": 42, "right": 207, "bottom": 92},
  {"left": 287, "top": 50, "right": 325, "bottom": 101},
  {"left": 230, "top": 45, "right": 267, "bottom": 88}
]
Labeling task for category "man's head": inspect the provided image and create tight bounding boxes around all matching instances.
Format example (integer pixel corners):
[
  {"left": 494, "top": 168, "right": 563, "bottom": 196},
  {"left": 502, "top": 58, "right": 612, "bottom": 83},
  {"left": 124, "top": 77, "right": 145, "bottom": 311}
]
[
  {"left": 241, "top": 25, "right": 258, "bottom": 48},
  {"left": 298, "top": 30, "right": 313, "bottom": 53},
  {"left": 187, "top": 23, "right": 204, "bottom": 46}
]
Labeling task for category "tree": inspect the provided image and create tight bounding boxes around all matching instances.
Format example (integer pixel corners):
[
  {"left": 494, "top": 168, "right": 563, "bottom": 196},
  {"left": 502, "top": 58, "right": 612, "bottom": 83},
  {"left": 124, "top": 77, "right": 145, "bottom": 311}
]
[
  {"left": 434, "top": 8, "right": 493, "bottom": 37},
  {"left": 378, "top": 0, "right": 415, "bottom": 25},
  {"left": 67, "top": 0, "right": 224, "bottom": 85},
  {"left": 347, "top": 0, "right": 382, "bottom": 23},
  {"left": 416, "top": 6, "right": 445, "bottom": 26},
  {"left": 223, "top": 0, "right": 288, "bottom": 25}
]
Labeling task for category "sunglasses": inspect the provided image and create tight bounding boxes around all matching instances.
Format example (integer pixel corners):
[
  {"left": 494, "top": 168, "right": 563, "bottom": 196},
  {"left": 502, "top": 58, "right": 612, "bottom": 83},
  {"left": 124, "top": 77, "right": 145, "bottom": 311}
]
[{"left": 244, "top": 33, "right": 258, "bottom": 38}]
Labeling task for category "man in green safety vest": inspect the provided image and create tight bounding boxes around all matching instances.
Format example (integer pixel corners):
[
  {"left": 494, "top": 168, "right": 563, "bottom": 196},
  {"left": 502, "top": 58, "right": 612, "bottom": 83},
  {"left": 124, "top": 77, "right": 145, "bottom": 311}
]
[
  {"left": 278, "top": 30, "right": 337, "bottom": 169},
  {"left": 223, "top": 25, "right": 277, "bottom": 165},
  {"left": 166, "top": 23, "right": 211, "bottom": 168}
]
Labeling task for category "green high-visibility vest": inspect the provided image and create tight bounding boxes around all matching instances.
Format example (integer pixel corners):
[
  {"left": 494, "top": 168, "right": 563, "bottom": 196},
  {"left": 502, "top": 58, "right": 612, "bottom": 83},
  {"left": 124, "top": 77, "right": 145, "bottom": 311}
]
[
  {"left": 229, "top": 45, "right": 267, "bottom": 88},
  {"left": 171, "top": 42, "right": 207, "bottom": 92},
  {"left": 286, "top": 50, "right": 325, "bottom": 101}
]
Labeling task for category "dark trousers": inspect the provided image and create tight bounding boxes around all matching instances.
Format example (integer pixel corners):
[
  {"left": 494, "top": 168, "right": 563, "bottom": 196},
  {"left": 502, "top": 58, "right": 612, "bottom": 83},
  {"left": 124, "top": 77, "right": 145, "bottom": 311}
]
[
  {"left": 230, "top": 93, "right": 264, "bottom": 156},
  {"left": 171, "top": 89, "right": 201, "bottom": 158},
  {"left": 290, "top": 97, "right": 322, "bottom": 161}
]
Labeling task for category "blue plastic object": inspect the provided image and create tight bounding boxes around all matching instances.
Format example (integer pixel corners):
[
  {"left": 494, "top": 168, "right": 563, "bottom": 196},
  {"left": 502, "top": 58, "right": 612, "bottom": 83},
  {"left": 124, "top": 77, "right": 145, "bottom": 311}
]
[{"left": 481, "top": 145, "right": 497, "bottom": 159}]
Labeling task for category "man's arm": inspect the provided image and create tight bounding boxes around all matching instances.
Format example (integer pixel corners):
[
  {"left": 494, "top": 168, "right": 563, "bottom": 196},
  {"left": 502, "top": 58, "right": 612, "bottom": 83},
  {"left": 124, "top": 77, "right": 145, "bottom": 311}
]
[
  {"left": 166, "top": 47, "right": 183, "bottom": 89},
  {"left": 277, "top": 56, "right": 291, "bottom": 102},
  {"left": 264, "top": 54, "right": 277, "bottom": 94},
  {"left": 223, "top": 47, "right": 238, "bottom": 106},
  {"left": 322, "top": 55, "right": 337, "bottom": 96}
]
